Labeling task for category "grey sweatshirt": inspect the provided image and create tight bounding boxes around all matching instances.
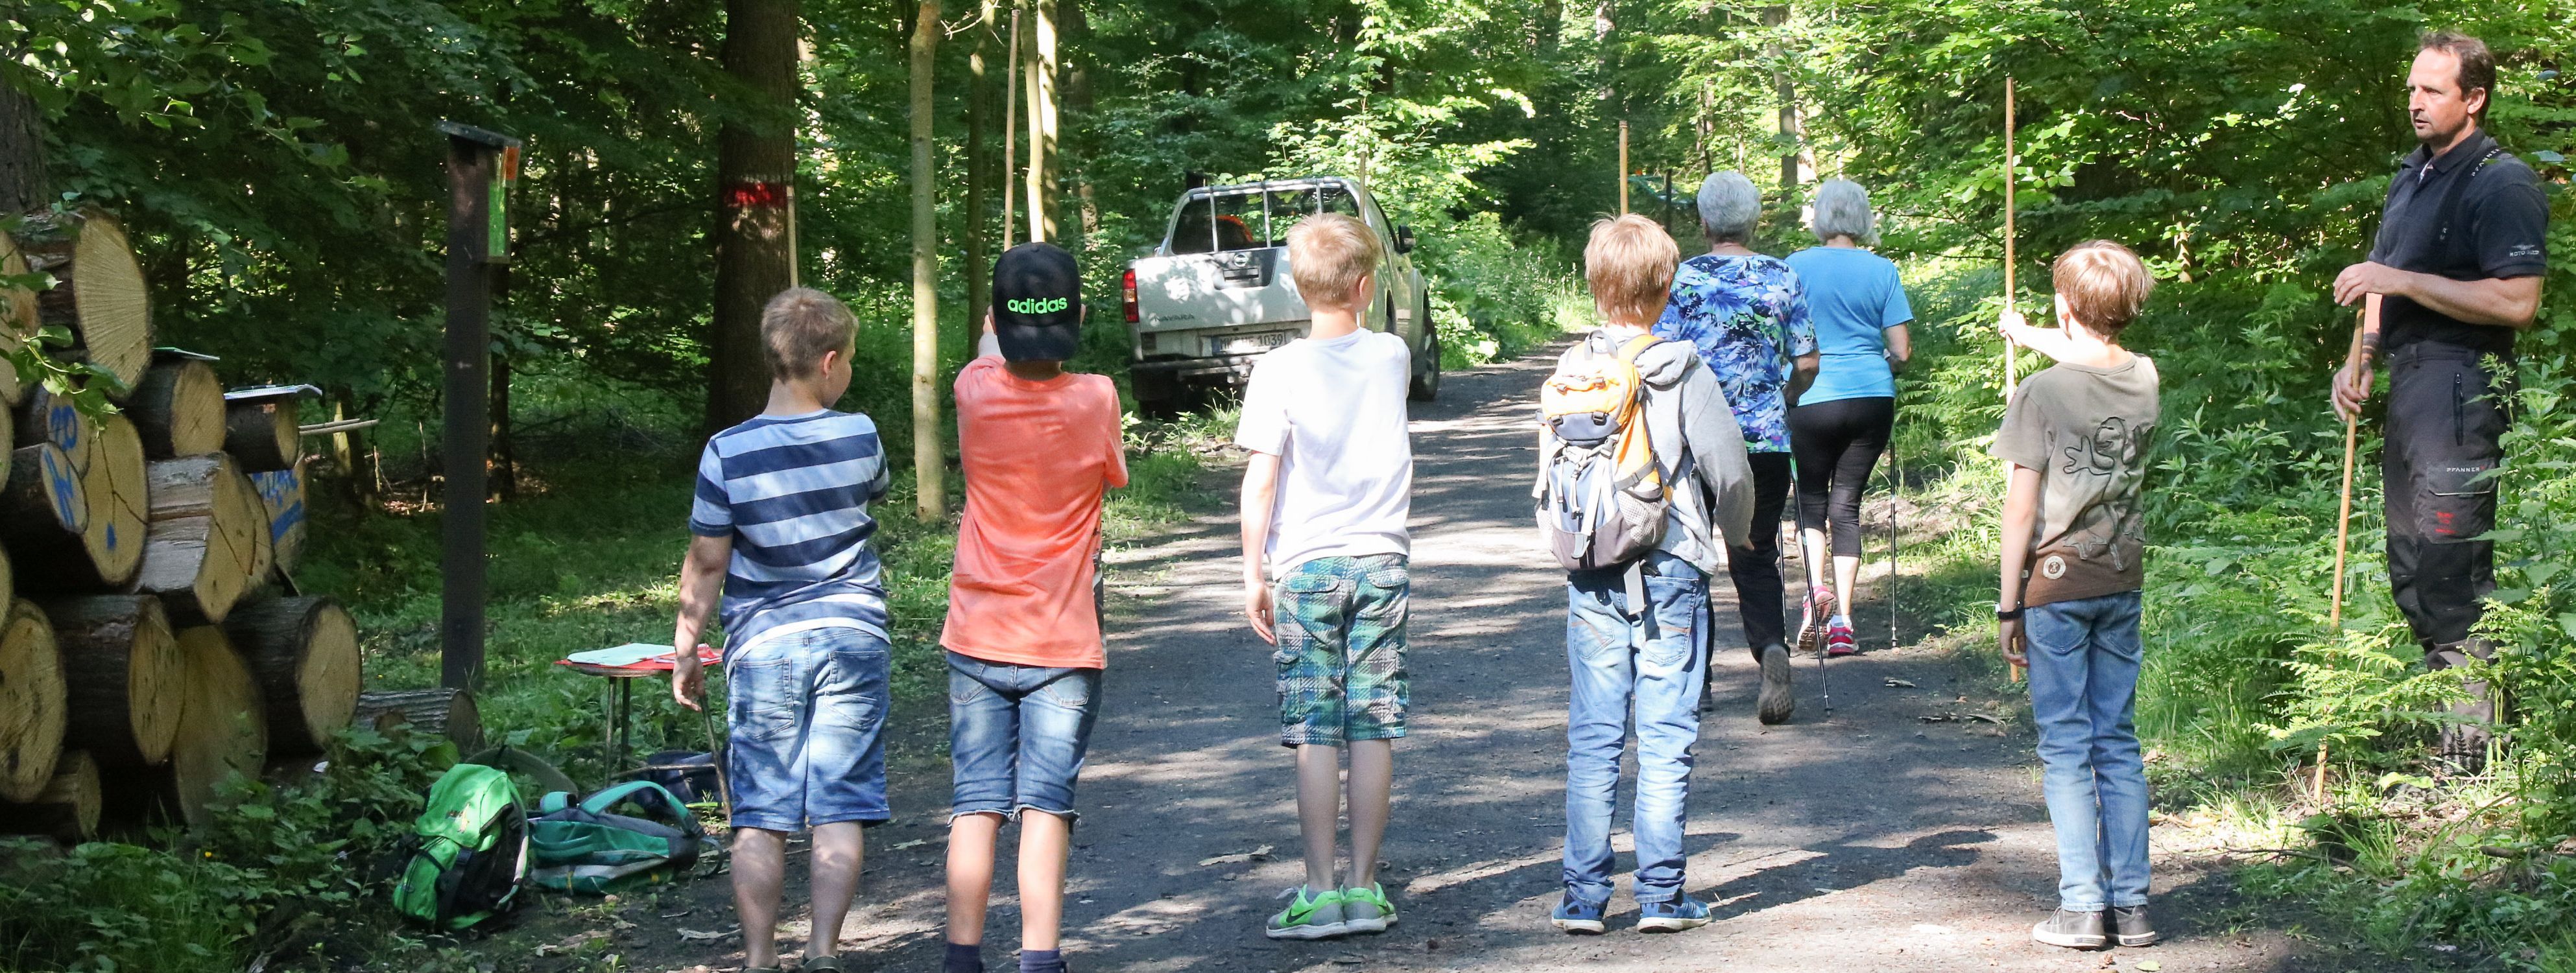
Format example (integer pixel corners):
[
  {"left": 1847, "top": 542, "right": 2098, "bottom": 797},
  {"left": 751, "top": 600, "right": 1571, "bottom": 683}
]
[{"left": 1548, "top": 330, "right": 1756, "bottom": 578}]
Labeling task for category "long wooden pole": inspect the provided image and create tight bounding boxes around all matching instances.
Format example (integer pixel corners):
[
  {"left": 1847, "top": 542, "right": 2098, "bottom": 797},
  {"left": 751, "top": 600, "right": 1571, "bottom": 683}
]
[
  {"left": 1000, "top": 10, "right": 1020, "bottom": 250},
  {"left": 2317, "top": 293, "right": 2382, "bottom": 802},
  {"left": 1025, "top": 0, "right": 1056, "bottom": 244},
  {"left": 1618, "top": 121, "right": 1630, "bottom": 214},
  {"left": 909, "top": 1, "right": 942, "bottom": 522},
  {"left": 2002, "top": 76, "right": 2018, "bottom": 401}
]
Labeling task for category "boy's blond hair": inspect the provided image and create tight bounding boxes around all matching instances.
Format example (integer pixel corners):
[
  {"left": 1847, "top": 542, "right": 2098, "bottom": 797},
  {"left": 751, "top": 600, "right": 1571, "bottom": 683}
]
[
  {"left": 762, "top": 287, "right": 858, "bottom": 380},
  {"left": 2051, "top": 240, "right": 2154, "bottom": 336},
  {"left": 1584, "top": 215, "right": 1678, "bottom": 325},
  {"left": 1286, "top": 213, "right": 1381, "bottom": 312}
]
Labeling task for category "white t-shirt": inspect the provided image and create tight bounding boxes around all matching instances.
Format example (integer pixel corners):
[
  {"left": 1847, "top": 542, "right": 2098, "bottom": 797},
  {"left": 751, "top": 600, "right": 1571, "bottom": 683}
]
[{"left": 1234, "top": 328, "right": 1415, "bottom": 573}]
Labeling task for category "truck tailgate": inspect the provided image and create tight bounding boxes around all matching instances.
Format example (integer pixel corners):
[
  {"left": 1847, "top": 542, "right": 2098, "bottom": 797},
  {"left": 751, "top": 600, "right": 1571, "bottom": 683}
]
[{"left": 1130, "top": 249, "right": 1308, "bottom": 333}]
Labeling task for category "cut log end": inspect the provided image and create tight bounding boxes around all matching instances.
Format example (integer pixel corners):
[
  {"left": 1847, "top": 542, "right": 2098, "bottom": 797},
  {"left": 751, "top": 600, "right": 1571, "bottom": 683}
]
[
  {"left": 43, "top": 595, "right": 180, "bottom": 766},
  {"left": 0, "top": 599, "right": 66, "bottom": 802},
  {"left": 0, "top": 443, "right": 87, "bottom": 581},
  {"left": 78, "top": 414, "right": 147, "bottom": 587},
  {"left": 354, "top": 688, "right": 480, "bottom": 751},
  {"left": 224, "top": 399, "right": 301, "bottom": 473},
  {"left": 20, "top": 209, "right": 152, "bottom": 394},
  {"left": 0, "top": 750, "right": 100, "bottom": 842},
  {"left": 132, "top": 360, "right": 226, "bottom": 458},
  {"left": 248, "top": 462, "right": 304, "bottom": 576},
  {"left": 225, "top": 596, "right": 359, "bottom": 755},
  {"left": 136, "top": 455, "right": 267, "bottom": 624}
]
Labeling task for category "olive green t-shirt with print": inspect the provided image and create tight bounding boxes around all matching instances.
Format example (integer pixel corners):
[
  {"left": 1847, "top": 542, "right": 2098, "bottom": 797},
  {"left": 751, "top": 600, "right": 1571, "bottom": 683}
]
[{"left": 1991, "top": 356, "right": 2161, "bottom": 608}]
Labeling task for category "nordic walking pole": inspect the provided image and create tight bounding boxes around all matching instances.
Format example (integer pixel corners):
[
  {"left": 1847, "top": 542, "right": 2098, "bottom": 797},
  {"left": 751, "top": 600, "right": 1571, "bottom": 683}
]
[
  {"left": 699, "top": 702, "right": 733, "bottom": 816},
  {"left": 999, "top": 8, "right": 1020, "bottom": 249},
  {"left": 2002, "top": 76, "right": 2020, "bottom": 401},
  {"left": 2317, "top": 294, "right": 2381, "bottom": 803},
  {"left": 1887, "top": 425, "right": 1900, "bottom": 653}
]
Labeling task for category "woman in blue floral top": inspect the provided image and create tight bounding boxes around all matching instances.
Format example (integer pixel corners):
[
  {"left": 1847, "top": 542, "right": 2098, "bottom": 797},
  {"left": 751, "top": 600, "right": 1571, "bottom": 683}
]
[{"left": 1654, "top": 170, "right": 1818, "bottom": 726}]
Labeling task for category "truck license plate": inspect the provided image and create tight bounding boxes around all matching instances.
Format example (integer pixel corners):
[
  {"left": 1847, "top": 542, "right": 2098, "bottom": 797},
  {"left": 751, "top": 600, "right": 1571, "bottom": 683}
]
[{"left": 1210, "top": 331, "right": 1294, "bottom": 357}]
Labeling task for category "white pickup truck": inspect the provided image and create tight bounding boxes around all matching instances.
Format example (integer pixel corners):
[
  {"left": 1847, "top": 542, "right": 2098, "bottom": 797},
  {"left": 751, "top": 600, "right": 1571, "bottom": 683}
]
[{"left": 1121, "top": 176, "right": 1437, "bottom": 414}]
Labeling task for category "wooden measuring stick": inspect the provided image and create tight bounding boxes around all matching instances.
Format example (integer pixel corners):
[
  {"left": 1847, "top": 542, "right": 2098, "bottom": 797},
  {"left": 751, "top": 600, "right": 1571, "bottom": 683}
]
[
  {"left": 2317, "top": 293, "right": 2382, "bottom": 803},
  {"left": 1618, "top": 121, "right": 1630, "bottom": 215},
  {"left": 1000, "top": 9, "right": 1020, "bottom": 249},
  {"left": 2002, "top": 76, "right": 2019, "bottom": 401}
]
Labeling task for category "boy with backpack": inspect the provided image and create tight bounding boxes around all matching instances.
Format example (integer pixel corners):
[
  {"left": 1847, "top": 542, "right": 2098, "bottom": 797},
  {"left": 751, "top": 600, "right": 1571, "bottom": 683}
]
[
  {"left": 1540, "top": 215, "right": 1754, "bottom": 934},
  {"left": 939, "top": 242, "right": 1128, "bottom": 973},
  {"left": 1992, "top": 240, "right": 2163, "bottom": 950},
  {"left": 1235, "top": 212, "right": 1415, "bottom": 941},
  {"left": 671, "top": 288, "right": 894, "bottom": 973}
]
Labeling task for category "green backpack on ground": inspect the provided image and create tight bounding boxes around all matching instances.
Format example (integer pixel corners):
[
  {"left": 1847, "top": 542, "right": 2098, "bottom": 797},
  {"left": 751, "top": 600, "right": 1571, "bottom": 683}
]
[
  {"left": 390, "top": 747, "right": 577, "bottom": 930},
  {"left": 527, "top": 779, "right": 713, "bottom": 894}
]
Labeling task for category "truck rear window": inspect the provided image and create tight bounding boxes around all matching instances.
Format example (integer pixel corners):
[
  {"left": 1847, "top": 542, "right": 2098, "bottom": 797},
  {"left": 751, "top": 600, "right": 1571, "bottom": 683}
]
[{"left": 1169, "top": 185, "right": 1366, "bottom": 253}]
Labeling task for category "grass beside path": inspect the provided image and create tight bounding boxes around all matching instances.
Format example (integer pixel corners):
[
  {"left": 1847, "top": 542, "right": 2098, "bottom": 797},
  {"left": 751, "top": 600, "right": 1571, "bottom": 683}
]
[{"left": 314, "top": 402, "right": 1241, "bottom": 786}]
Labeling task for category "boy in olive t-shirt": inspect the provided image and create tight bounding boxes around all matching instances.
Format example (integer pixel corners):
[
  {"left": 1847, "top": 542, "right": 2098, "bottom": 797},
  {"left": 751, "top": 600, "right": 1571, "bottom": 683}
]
[{"left": 1992, "top": 240, "right": 2163, "bottom": 952}]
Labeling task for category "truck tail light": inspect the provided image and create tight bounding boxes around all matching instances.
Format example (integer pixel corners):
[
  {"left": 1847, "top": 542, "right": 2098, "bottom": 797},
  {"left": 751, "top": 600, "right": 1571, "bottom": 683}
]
[{"left": 1122, "top": 269, "right": 1139, "bottom": 323}]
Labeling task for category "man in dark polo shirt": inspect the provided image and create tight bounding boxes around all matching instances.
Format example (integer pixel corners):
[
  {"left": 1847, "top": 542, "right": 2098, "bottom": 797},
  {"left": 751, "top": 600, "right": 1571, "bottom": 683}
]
[{"left": 2330, "top": 30, "right": 2548, "bottom": 771}]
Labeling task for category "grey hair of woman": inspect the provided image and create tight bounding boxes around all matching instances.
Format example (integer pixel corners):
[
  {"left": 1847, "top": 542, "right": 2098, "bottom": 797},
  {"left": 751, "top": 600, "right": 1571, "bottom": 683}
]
[
  {"left": 1809, "top": 178, "right": 1878, "bottom": 246},
  {"left": 1695, "top": 171, "right": 1761, "bottom": 245}
]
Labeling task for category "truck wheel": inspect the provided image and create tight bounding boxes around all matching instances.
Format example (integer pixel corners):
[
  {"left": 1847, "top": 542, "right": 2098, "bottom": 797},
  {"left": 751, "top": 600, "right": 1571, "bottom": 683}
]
[
  {"left": 1132, "top": 370, "right": 1184, "bottom": 419},
  {"left": 1409, "top": 323, "right": 1441, "bottom": 403}
]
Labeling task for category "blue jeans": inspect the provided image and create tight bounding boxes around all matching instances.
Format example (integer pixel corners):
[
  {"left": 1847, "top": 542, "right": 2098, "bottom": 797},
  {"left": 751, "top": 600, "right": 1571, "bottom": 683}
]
[
  {"left": 947, "top": 651, "right": 1102, "bottom": 821},
  {"left": 2025, "top": 591, "right": 2151, "bottom": 911},
  {"left": 1562, "top": 552, "right": 1708, "bottom": 905},
  {"left": 725, "top": 627, "right": 892, "bottom": 832}
]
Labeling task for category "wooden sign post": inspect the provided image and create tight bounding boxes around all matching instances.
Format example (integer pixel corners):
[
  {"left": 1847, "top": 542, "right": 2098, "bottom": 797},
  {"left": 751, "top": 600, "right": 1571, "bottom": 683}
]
[{"left": 435, "top": 121, "right": 519, "bottom": 693}]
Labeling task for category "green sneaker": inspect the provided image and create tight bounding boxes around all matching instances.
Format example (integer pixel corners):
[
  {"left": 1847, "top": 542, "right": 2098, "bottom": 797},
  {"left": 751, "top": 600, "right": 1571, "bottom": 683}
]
[
  {"left": 1340, "top": 883, "right": 1397, "bottom": 933},
  {"left": 1265, "top": 885, "right": 1348, "bottom": 940}
]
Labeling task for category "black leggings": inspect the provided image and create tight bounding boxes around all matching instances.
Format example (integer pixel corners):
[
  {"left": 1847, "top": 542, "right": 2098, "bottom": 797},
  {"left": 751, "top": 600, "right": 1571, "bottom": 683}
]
[{"left": 1788, "top": 396, "right": 1895, "bottom": 557}]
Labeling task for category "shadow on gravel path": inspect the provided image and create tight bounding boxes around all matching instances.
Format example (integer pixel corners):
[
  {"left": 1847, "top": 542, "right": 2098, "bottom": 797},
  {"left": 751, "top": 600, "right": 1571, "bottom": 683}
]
[{"left": 582, "top": 347, "right": 2394, "bottom": 973}]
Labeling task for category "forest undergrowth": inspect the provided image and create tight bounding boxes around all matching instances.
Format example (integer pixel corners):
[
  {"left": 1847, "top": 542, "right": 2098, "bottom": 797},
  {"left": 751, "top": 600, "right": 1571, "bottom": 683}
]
[{"left": 1886, "top": 256, "right": 2576, "bottom": 967}]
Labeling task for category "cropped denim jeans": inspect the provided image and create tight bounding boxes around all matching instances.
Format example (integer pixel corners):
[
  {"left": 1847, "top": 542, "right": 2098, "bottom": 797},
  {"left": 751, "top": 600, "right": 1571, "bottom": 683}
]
[
  {"left": 1562, "top": 552, "right": 1708, "bottom": 906},
  {"left": 2024, "top": 590, "right": 2151, "bottom": 911},
  {"left": 947, "top": 651, "right": 1102, "bottom": 821}
]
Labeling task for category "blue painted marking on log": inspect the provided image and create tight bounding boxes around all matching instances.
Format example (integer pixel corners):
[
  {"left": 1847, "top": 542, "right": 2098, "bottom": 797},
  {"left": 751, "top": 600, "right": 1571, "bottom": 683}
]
[
  {"left": 250, "top": 468, "right": 304, "bottom": 542},
  {"left": 40, "top": 447, "right": 80, "bottom": 531},
  {"left": 44, "top": 400, "right": 81, "bottom": 453}
]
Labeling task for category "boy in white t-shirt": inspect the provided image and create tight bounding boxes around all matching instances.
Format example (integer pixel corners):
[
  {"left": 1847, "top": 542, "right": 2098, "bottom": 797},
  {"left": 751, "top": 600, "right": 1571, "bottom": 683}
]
[{"left": 1235, "top": 213, "right": 1415, "bottom": 942}]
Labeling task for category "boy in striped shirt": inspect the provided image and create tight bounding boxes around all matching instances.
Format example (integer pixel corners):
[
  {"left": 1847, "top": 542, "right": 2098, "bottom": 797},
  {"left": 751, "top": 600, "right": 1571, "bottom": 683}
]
[{"left": 671, "top": 287, "right": 894, "bottom": 973}]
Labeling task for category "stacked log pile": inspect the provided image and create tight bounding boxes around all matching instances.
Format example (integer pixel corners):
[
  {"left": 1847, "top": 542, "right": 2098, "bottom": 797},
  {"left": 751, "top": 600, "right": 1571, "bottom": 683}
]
[{"left": 0, "top": 209, "right": 427, "bottom": 841}]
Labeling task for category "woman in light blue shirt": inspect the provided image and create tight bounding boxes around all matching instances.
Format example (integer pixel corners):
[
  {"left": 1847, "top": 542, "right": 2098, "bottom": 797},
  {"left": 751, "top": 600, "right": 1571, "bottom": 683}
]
[{"left": 1783, "top": 179, "right": 1913, "bottom": 657}]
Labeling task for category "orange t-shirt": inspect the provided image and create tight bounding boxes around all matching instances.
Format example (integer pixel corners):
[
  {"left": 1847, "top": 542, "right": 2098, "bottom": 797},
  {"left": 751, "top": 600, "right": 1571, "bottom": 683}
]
[{"left": 940, "top": 357, "right": 1129, "bottom": 668}]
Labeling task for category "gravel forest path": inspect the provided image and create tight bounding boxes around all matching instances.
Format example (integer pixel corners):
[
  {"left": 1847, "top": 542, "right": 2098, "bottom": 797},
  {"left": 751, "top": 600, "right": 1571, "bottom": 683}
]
[{"left": 632, "top": 348, "right": 2367, "bottom": 973}]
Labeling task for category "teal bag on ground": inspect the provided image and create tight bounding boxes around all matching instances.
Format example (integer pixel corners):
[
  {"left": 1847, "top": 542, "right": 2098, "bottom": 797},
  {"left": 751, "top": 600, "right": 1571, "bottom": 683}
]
[
  {"left": 527, "top": 780, "right": 713, "bottom": 893},
  {"left": 388, "top": 747, "right": 575, "bottom": 930}
]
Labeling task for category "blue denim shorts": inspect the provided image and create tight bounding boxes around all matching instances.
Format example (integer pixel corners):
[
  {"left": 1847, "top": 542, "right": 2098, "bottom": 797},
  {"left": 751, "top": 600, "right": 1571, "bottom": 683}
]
[
  {"left": 724, "top": 627, "right": 892, "bottom": 832},
  {"left": 948, "top": 651, "right": 1101, "bottom": 822}
]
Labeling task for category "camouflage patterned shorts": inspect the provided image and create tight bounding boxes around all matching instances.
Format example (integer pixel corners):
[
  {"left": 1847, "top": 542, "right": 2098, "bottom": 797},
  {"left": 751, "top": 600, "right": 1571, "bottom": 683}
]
[{"left": 1272, "top": 554, "right": 1410, "bottom": 747}]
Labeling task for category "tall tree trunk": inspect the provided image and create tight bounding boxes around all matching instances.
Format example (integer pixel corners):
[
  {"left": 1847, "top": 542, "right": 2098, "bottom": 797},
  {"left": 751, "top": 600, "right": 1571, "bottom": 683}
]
[
  {"left": 1065, "top": 0, "right": 1100, "bottom": 240},
  {"left": 1767, "top": 5, "right": 1802, "bottom": 201},
  {"left": 1025, "top": 0, "right": 1060, "bottom": 244},
  {"left": 965, "top": 1, "right": 997, "bottom": 332},
  {"left": 0, "top": 86, "right": 43, "bottom": 215},
  {"left": 1593, "top": 0, "right": 1617, "bottom": 110},
  {"left": 708, "top": 0, "right": 802, "bottom": 434},
  {"left": 910, "top": 1, "right": 944, "bottom": 522}
]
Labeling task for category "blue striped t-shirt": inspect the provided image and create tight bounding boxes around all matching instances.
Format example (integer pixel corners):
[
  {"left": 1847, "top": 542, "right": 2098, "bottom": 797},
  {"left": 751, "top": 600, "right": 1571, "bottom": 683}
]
[{"left": 689, "top": 410, "right": 894, "bottom": 653}]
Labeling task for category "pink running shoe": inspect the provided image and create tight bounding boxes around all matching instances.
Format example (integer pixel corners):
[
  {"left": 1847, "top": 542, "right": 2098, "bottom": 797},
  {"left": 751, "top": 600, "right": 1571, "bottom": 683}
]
[
  {"left": 1825, "top": 620, "right": 1860, "bottom": 657},
  {"left": 1796, "top": 586, "right": 1837, "bottom": 655}
]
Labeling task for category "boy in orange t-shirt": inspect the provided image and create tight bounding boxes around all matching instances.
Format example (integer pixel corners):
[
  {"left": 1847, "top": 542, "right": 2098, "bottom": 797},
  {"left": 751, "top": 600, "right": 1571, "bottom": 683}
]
[{"left": 938, "top": 242, "right": 1128, "bottom": 973}]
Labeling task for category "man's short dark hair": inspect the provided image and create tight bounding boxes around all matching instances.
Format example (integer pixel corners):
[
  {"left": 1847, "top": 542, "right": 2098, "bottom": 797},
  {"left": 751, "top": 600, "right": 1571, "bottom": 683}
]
[
  {"left": 761, "top": 287, "right": 857, "bottom": 381},
  {"left": 2421, "top": 30, "right": 2498, "bottom": 120}
]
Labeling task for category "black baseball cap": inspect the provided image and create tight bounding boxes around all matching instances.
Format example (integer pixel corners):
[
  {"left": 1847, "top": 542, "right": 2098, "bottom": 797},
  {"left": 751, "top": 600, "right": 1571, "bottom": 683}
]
[{"left": 992, "top": 242, "right": 1083, "bottom": 362}]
